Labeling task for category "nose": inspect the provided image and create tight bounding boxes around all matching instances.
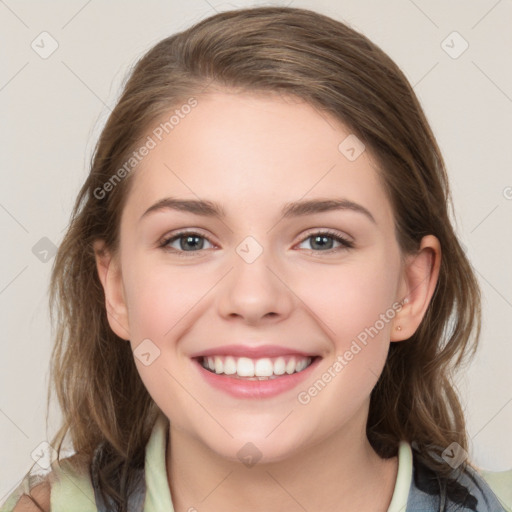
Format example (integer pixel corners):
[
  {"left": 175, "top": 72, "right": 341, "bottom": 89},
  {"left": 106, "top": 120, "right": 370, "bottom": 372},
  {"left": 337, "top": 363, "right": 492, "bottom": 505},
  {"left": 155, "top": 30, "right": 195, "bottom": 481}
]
[{"left": 216, "top": 246, "right": 294, "bottom": 325}]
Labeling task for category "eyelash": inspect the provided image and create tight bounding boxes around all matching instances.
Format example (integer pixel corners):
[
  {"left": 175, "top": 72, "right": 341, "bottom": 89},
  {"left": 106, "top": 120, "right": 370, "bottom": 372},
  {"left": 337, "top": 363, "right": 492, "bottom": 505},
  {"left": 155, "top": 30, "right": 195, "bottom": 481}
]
[{"left": 158, "top": 229, "right": 354, "bottom": 257}]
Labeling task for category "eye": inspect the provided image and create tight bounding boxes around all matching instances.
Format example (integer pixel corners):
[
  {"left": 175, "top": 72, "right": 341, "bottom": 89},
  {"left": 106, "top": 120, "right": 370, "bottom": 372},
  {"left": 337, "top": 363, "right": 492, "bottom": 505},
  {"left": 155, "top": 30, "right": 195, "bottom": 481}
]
[
  {"left": 296, "top": 230, "right": 354, "bottom": 253},
  {"left": 159, "top": 231, "right": 215, "bottom": 255},
  {"left": 158, "top": 229, "right": 354, "bottom": 256}
]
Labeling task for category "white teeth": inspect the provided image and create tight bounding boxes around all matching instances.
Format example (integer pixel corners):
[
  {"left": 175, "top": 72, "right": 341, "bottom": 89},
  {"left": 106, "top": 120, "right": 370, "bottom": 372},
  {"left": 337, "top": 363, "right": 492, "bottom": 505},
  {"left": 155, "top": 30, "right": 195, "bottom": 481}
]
[
  {"left": 285, "top": 358, "right": 296, "bottom": 374},
  {"left": 237, "top": 357, "right": 255, "bottom": 377},
  {"left": 255, "top": 358, "right": 274, "bottom": 377},
  {"left": 273, "top": 357, "right": 286, "bottom": 375},
  {"left": 296, "top": 359, "right": 308, "bottom": 372},
  {"left": 223, "top": 356, "right": 237, "bottom": 375},
  {"left": 201, "top": 355, "right": 313, "bottom": 378},
  {"left": 214, "top": 356, "right": 223, "bottom": 374}
]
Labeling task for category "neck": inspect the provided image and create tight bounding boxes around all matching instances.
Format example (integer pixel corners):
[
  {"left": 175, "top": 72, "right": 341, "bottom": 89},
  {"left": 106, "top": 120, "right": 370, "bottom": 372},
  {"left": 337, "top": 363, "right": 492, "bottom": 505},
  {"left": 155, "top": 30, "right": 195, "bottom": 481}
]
[{"left": 166, "top": 409, "right": 398, "bottom": 512}]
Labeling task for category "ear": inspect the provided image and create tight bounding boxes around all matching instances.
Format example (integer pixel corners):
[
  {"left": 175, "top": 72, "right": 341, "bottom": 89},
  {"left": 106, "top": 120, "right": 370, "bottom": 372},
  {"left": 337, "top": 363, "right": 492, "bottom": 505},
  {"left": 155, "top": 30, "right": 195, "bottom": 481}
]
[
  {"left": 391, "top": 235, "right": 441, "bottom": 342},
  {"left": 93, "top": 239, "right": 130, "bottom": 340}
]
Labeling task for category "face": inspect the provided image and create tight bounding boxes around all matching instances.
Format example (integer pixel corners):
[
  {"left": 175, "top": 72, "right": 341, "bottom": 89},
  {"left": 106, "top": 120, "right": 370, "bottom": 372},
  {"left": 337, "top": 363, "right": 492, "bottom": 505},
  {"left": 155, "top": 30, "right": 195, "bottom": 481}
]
[{"left": 99, "top": 91, "right": 422, "bottom": 464}]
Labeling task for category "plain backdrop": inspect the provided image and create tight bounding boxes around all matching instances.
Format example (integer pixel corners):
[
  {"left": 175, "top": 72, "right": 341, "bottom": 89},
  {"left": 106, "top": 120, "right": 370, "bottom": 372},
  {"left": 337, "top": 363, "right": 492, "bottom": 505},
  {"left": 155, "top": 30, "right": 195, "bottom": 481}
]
[{"left": 1, "top": 0, "right": 511, "bottom": 502}]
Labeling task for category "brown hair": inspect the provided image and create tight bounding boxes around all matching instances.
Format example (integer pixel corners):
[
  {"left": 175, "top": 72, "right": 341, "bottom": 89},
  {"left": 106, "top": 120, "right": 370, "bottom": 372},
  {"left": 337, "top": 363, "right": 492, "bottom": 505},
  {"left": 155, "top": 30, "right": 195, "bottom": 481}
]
[{"left": 24, "top": 6, "right": 481, "bottom": 511}]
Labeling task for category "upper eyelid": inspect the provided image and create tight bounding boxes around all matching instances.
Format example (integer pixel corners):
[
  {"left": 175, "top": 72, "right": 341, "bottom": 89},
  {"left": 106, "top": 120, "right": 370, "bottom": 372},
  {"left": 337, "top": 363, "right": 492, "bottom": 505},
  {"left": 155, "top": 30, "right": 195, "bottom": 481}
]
[
  {"left": 161, "top": 229, "right": 217, "bottom": 245},
  {"left": 299, "top": 227, "right": 353, "bottom": 242}
]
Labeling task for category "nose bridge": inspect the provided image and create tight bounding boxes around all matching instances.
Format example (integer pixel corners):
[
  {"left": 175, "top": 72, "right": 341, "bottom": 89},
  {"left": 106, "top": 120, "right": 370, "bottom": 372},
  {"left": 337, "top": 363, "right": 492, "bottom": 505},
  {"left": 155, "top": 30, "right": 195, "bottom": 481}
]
[{"left": 216, "top": 234, "right": 293, "bottom": 323}]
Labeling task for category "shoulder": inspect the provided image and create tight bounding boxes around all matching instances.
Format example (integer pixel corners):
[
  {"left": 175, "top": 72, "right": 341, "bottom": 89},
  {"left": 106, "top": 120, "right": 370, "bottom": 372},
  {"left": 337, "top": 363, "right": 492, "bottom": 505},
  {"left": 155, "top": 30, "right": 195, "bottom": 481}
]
[
  {"left": 1, "top": 455, "right": 96, "bottom": 512},
  {"left": 1, "top": 477, "right": 51, "bottom": 512},
  {"left": 452, "top": 464, "right": 511, "bottom": 511},
  {"left": 479, "top": 468, "right": 512, "bottom": 512},
  {"left": 10, "top": 481, "right": 51, "bottom": 512},
  {"left": 408, "top": 452, "right": 511, "bottom": 511}
]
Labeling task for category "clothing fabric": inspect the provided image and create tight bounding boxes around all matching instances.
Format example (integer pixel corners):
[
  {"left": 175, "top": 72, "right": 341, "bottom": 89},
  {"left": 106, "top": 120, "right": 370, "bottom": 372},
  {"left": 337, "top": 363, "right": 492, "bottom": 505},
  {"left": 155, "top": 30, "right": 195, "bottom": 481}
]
[{"left": 1, "top": 411, "right": 510, "bottom": 511}]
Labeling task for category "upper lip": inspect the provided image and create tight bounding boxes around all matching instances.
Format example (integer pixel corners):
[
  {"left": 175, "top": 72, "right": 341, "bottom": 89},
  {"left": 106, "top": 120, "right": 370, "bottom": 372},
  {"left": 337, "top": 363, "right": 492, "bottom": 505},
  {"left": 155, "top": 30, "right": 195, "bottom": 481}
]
[{"left": 190, "top": 344, "right": 320, "bottom": 359}]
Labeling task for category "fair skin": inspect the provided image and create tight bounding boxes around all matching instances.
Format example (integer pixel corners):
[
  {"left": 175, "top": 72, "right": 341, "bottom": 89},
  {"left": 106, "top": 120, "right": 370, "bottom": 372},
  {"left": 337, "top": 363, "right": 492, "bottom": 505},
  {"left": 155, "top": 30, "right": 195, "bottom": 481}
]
[{"left": 94, "top": 91, "right": 440, "bottom": 512}]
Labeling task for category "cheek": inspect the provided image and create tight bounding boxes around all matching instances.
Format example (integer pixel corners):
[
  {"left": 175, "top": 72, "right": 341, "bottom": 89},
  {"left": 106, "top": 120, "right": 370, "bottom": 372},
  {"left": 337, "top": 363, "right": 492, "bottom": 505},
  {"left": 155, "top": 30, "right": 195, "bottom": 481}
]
[
  {"left": 123, "top": 257, "right": 210, "bottom": 341},
  {"left": 120, "top": 258, "right": 208, "bottom": 416},
  {"left": 296, "top": 261, "right": 399, "bottom": 414},
  {"left": 302, "top": 253, "right": 400, "bottom": 347}
]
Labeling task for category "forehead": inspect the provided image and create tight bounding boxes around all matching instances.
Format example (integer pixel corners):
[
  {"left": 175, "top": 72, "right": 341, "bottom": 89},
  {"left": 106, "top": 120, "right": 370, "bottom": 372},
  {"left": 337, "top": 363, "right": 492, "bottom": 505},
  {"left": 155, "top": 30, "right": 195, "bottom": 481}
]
[{"left": 122, "top": 91, "right": 393, "bottom": 228}]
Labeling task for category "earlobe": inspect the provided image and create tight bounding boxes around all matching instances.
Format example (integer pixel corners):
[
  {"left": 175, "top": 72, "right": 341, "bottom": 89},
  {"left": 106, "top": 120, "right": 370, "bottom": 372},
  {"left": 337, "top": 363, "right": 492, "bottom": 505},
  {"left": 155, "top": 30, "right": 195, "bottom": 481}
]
[
  {"left": 93, "top": 239, "right": 130, "bottom": 341},
  {"left": 391, "top": 235, "right": 441, "bottom": 342}
]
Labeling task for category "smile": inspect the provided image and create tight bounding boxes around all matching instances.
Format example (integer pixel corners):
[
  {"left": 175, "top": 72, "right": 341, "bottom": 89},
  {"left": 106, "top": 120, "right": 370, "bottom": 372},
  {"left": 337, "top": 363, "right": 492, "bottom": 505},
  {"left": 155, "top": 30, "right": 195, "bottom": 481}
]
[
  {"left": 199, "top": 355, "right": 314, "bottom": 380},
  {"left": 193, "top": 353, "right": 322, "bottom": 399}
]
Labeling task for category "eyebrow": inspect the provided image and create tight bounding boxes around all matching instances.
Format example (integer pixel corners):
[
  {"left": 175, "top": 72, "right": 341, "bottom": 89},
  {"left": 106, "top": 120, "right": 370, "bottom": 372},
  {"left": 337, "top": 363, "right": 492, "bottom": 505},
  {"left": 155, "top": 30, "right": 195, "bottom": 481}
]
[{"left": 139, "top": 197, "right": 376, "bottom": 224}]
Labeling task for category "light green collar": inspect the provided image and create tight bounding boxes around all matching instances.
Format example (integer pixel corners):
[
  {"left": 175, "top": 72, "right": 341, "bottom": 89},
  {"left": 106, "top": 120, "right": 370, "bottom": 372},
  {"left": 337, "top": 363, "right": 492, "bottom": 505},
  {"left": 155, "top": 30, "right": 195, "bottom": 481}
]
[
  {"left": 387, "top": 441, "right": 413, "bottom": 512},
  {"left": 48, "top": 413, "right": 174, "bottom": 512},
  {"left": 143, "top": 411, "right": 174, "bottom": 511}
]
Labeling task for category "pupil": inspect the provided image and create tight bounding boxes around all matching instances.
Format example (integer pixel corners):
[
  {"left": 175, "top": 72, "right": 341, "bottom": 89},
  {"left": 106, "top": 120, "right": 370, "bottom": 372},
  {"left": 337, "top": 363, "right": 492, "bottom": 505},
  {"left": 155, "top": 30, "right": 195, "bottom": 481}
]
[
  {"left": 181, "top": 235, "right": 203, "bottom": 251},
  {"left": 311, "top": 235, "right": 333, "bottom": 250}
]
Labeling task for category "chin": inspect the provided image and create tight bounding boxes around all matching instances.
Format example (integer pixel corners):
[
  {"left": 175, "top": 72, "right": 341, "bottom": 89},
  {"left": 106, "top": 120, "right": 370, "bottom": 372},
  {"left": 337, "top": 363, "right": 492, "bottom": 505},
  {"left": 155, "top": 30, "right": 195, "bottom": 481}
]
[{"left": 201, "top": 427, "right": 310, "bottom": 467}]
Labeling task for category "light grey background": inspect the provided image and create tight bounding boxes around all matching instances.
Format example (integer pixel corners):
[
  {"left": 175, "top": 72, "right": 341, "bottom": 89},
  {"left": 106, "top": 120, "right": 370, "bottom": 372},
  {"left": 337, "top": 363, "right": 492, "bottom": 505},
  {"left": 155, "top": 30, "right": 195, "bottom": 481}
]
[{"left": 1, "top": 0, "right": 511, "bottom": 501}]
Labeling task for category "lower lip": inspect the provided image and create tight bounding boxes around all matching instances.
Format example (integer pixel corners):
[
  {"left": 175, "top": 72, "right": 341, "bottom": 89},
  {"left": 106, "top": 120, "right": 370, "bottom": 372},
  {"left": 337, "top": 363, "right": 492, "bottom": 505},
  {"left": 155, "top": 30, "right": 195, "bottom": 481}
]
[{"left": 193, "top": 357, "right": 321, "bottom": 399}]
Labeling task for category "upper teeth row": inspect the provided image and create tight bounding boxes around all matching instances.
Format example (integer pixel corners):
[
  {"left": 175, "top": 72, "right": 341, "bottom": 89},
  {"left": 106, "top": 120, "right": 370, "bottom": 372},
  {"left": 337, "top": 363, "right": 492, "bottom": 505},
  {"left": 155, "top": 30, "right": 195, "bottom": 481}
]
[{"left": 202, "top": 356, "right": 312, "bottom": 377}]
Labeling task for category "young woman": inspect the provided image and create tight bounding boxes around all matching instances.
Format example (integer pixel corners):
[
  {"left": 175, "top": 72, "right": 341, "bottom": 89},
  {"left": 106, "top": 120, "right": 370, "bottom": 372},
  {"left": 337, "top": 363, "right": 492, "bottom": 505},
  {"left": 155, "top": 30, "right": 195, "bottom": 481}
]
[{"left": 3, "top": 6, "right": 511, "bottom": 512}]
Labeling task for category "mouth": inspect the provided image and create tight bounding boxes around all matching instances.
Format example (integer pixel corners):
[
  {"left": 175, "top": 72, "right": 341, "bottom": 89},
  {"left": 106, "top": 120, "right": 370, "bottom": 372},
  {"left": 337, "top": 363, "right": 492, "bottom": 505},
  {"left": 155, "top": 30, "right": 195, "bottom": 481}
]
[
  {"left": 192, "top": 352, "right": 322, "bottom": 399},
  {"left": 196, "top": 354, "right": 319, "bottom": 380}
]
